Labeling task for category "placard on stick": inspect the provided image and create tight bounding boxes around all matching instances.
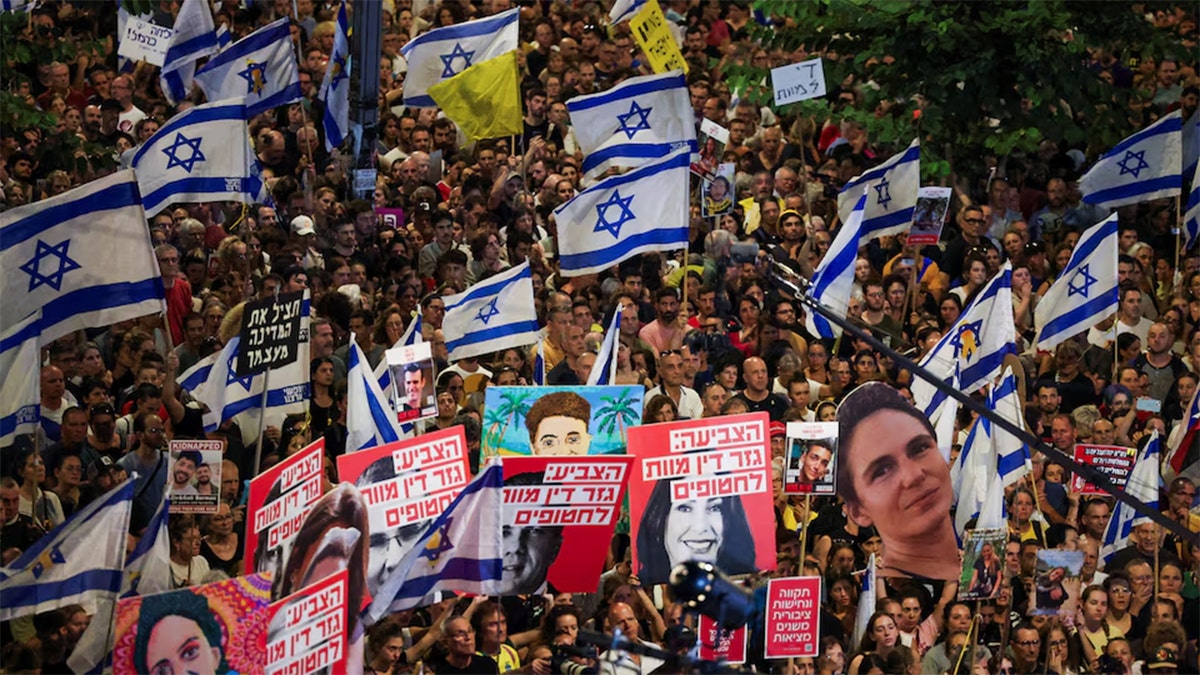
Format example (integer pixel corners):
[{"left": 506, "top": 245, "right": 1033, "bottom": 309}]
[
  {"left": 168, "top": 439, "right": 224, "bottom": 514},
  {"left": 764, "top": 576, "right": 821, "bottom": 659},
  {"left": 698, "top": 615, "right": 747, "bottom": 664},
  {"left": 1071, "top": 443, "right": 1136, "bottom": 494},
  {"left": 771, "top": 58, "right": 827, "bottom": 107},
  {"left": 238, "top": 291, "right": 305, "bottom": 377},
  {"left": 118, "top": 17, "right": 173, "bottom": 67}
]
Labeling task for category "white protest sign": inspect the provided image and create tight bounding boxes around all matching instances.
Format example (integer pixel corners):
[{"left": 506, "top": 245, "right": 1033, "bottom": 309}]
[
  {"left": 771, "top": 58, "right": 827, "bottom": 107},
  {"left": 118, "top": 17, "right": 173, "bottom": 67}
]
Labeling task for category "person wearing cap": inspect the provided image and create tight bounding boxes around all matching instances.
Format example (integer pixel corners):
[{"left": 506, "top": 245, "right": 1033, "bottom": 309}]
[
  {"left": 769, "top": 421, "right": 787, "bottom": 461},
  {"left": 289, "top": 215, "right": 325, "bottom": 270}
]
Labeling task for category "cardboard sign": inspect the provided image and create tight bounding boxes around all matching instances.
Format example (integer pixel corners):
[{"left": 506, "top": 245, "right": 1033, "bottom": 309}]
[
  {"left": 500, "top": 455, "right": 634, "bottom": 594},
  {"left": 770, "top": 58, "right": 827, "bottom": 107},
  {"left": 266, "top": 570, "right": 349, "bottom": 675},
  {"left": 118, "top": 17, "right": 173, "bottom": 67},
  {"left": 628, "top": 413, "right": 775, "bottom": 586},
  {"left": 698, "top": 615, "right": 747, "bottom": 664},
  {"left": 1071, "top": 443, "right": 1136, "bottom": 494},
  {"left": 783, "top": 422, "right": 837, "bottom": 495},
  {"left": 376, "top": 207, "right": 405, "bottom": 230},
  {"left": 1030, "top": 549, "right": 1084, "bottom": 619},
  {"left": 237, "top": 291, "right": 306, "bottom": 376},
  {"left": 245, "top": 440, "right": 326, "bottom": 576},
  {"left": 112, "top": 574, "right": 272, "bottom": 675},
  {"left": 385, "top": 342, "right": 437, "bottom": 423},
  {"left": 167, "top": 439, "right": 224, "bottom": 513},
  {"left": 958, "top": 527, "right": 1006, "bottom": 601},
  {"left": 764, "top": 576, "right": 821, "bottom": 659},
  {"left": 630, "top": 0, "right": 688, "bottom": 74},
  {"left": 906, "top": 186, "right": 953, "bottom": 246},
  {"left": 336, "top": 426, "right": 470, "bottom": 599},
  {"left": 482, "top": 385, "right": 644, "bottom": 457}
]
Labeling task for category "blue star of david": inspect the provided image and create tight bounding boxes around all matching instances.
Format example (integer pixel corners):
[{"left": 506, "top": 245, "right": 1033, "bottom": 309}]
[
  {"left": 238, "top": 59, "right": 269, "bottom": 95},
  {"left": 418, "top": 518, "right": 454, "bottom": 562},
  {"left": 19, "top": 239, "right": 81, "bottom": 292},
  {"left": 475, "top": 298, "right": 501, "bottom": 325},
  {"left": 594, "top": 190, "right": 636, "bottom": 238},
  {"left": 1068, "top": 263, "right": 1097, "bottom": 299},
  {"left": 874, "top": 178, "right": 892, "bottom": 209},
  {"left": 950, "top": 320, "right": 983, "bottom": 360},
  {"left": 329, "top": 52, "right": 348, "bottom": 91},
  {"left": 226, "top": 351, "right": 254, "bottom": 392},
  {"left": 439, "top": 43, "right": 475, "bottom": 78},
  {"left": 1116, "top": 149, "right": 1149, "bottom": 179},
  {"left": 616, "top": 101, "right": 654, "bottom": 139},
  {"left": 162, "top": 132, "right": 205, "bottom": 173}
]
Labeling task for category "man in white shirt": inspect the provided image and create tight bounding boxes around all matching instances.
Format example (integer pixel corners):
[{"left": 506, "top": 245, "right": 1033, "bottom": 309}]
[
  {"left": 644, "top": 351, "right": 702, "bottom": 420},
  {"left": 601, "top": 602, "right": 663, "bottom": 674}
]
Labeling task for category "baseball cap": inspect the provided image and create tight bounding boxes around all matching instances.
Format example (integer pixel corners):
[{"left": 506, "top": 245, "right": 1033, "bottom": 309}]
[
  {"left": 290, "top": 215, "right": 316, "bottom": 236},
  {"left": 87, "top": 455, "right": 116, "bottom": 482},
  {"left": 769, "top": 421, "right": 786, "bottom": 438},
  {"left": 1146, "top": 646, "right": 1178, "bottom": 671}
]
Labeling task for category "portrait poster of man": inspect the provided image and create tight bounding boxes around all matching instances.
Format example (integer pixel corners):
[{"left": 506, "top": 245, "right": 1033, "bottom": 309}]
[
  {"left": 245, "top": 439, "right": 326, "bottom": 576},
  {"left": 702, "top": 163, "right": 735, "bottom": 217},
  {"left": 783, "top": 422, "right": 837, "bottom": 495},
  {"left": 501, "top": 455, "right": 634, "bottom": 594},
  {"left": 386, "top": 342, "right": 436, "bottom": 423},
  {"left": 481, "top": 385, "right": 644, "bottom": 458},
  {"left": 958, "top": 528, "right": 1006, "bottom": 601},
  {"left": 336, "top": 426, "right": 470, "bottom": 601},
  {"left": 167, "top": 439, "right": 224, "bottom": 514},
  {"left": 112, "top": 573, "right": 271, "bottom": 675},
  {"left": 628, "top": 412, "right": 775, "bottom": 586},
  {"left": 1031, "top": 549, "right": 1085, "bottom": 618},
  {"left": 906, "top": 186, "right": 953, "bottom": 246},
  {"left": 266, "top": 570, "right": 350, "bottom": 675}
]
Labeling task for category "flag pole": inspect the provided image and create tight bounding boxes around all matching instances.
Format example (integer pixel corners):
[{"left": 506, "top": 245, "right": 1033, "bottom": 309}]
[
  {"left": 798, "top": 493, "right": 811, "bottom": 564},
  {"left": 1175, "top": 194, "right": 1183, "bottom": 290},
  {"left": 252, "top": 285, "right": 281, "bottom": 474}
]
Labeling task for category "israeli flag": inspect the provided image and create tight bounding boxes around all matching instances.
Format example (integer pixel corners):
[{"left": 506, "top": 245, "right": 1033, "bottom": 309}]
[
  {"left": 399, "top": 8, "right": 519, "bottom": 107},
  {"left": 912, "top": 263, "right": 1016, "bottom": 416},
  {"left": 0, "top": 312, "right": 39, "bottom": 447},
  {"left": 555, "top": 149, "right": 690, "bottom": 276},
  {"left": 0, "top": 480, "right": 134, "bottom": 622},
  {"left": 132, "top": 98, "right": 267, "bottom": 216},
  {"left": 348, "top": 341, "right": 403, "bottom": 452},
  {"left": 532, "top": 339, "right": 545, "bottom": 386},
  {"left": 159, "top": 0, "right": 218, "bottom": 103},
  {"left": 1033, "top": 213, "right": 1119, "bottom": 351},
  {"left": 805, "top": 193, "right": 867, "bottom": 339},
  {"left": 837, "top": 140, "right": 920, "bottom": 239},
  {"left": 587, "top": 309, "right": 622, "bottom": 386},
  {"left": 1184, "top": 110, "right": 1199, "bottom": 251},
  {"left": 1101, "top": 433, "right": 1161, "bottom": 563},
  {"left": 1080, "top": 110, "right": 1182, "bottom": 210},
  {"left": 608, "top": 0, "right": 647, "bottom": 24},
  {"left": 952, "top": 416, "right": 991, "bottom": 536},
  {"left": 443, "top": 262, "right": 540, "bottom": 361},
  {"left": 991, "top": 365, "right": 1032, "bottom": 487},
  {"left": 0, "top": 171, "right": 165, "bottom": 346},
  {"left": 320, "top": 2, "right": 351, "bottom": 150},
  {"left": 567, "top": 71, "right": 697, "bottom": 180},
  {"left": 850, "top": 554, "right": 876, "bottom": 649},
  {"left": 193, "top": 18, "right": 301, "bottom": 118}
]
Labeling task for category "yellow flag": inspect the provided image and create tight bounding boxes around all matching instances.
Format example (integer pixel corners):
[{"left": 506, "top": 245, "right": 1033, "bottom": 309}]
[{"left": 428, "top": 51, "right": 523, "bottom": 141}]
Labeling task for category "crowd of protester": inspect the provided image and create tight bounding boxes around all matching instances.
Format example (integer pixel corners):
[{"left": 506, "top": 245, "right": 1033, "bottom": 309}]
[{"left": 1, "top": 0, "right": 1200, "bottom": 673}]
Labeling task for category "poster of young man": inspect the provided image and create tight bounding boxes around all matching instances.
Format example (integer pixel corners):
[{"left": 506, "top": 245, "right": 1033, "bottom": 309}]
[
  {"left": 783, "top": 422, "right": 837, "bottom": 495},
  {"left": 336, "top": 426, "right": 471, "bottom": 600},
  {"left": 628, "top": 413, "right": 775, "bottom": 586},
  {"left": 112, "top": 574, "right": 272, "bottom": 675},
  {"left": 906, "top": 186, "right": 953, "bottom": 246},
  {"left": 167, "top": 439, "right": 224, "bottom": 514},
  {"left": 385, "top": 342, "right": 437, "bottom": 423},
  {"left": 958, "top": 528, "right": 1006, "bottom": 601},
  {"left": 702, "top": 163, "right": 735, "bottom": 217},
  {"left": 266, "top": 570, "right": 350, "bottom": 675},
  {"left": 481, "top": 385, "right": 644, "bottom": 458},
  {"left": 1031, "top": 549, "right": 1084, "bottom": 618},
  {"left": 245, "top": 439, "right": 326, "bottom": 576},
  {"left": 501, "top": 455, "right": 634, "bottom": 594}
]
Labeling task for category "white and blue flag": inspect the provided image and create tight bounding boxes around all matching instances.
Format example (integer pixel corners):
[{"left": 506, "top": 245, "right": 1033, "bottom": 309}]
[
  {"left": 0, "top": 480, "right": 134, "bottom": 622},
  {"left": 320, "top": 2, "right": 351, "bottom": 150},
  {"left": 349, "top": 341, "right": 404, "bottom": 452},
  {"left": 365, "top": 460, "right": 503, "bottom": 622},
  {"left": 0, "top": 171, "right": 165, "bottom": 346},
  {"left": 1080, "top": 110, "right": 1182, "bottom": 210},
  {"left": 132, "top": 98, "right": 267, "bottom": 216},
  {"left": 532, "top": 338, "right": 545, "bottom": 386},
  {"left": 991, "top": 365, "right": 1032, "bottom": 487},
  {"left": 193, "top": 18, "right": 301, "bottom": 118},
  {"left": 805, "top": 193, "right": 866, "bottom": 339},
  {"left": 951, "top": 416, "right": 991, "bottom": 536},
  {"left": 567, "top": 71, "right": 696, "bottom": 180},
  {"left": 837, "top": 139, "right": 920, "bottom": 239},
  {"left": 1101, "top": 432, "right": 1161, "bottom": 563},
  {"left": 0, "top": 312, "right": 40, "bottom": 447},
  {"left": 608, "top": 0, "right": 647, "bottom": 24},
  {"left": 442, "top": 261, "right": 540, "bottom": 361},
  {"left": 159, "top": 0, "right": 218, "bottom": 103},
  {"left": 399, "top": 8, "right": 519, "bottom": 107},
  {"left": 555, "top": 149, "right": 690, "bottom": 276},
  {"left": 1034, "top": 213, "right": 1119, "bottom": 351},
  {"left": 586, "top": 309, "right": 622, "bottom": 386},
  {"left": 951, "top": 365, "right": 1026, "bottom": 536},
  {"left": 850, "top": 553, "right": 876, "bottom": 649},
  {"left": 1184, "top": 109, "right": 1199, "bottom": 251}
]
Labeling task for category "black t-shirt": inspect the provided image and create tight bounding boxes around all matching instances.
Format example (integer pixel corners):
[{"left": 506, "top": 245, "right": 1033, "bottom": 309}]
[
  {"left": 427, "top": 653, "right": 499, "bottom": 674},
  {"left": 731, "top": 391, "right": 789, "bottom": 421}
]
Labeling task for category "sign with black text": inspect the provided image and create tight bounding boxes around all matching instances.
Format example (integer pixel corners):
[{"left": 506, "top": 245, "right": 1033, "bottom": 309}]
[{"left": 238, "top": 291, "right": 305, "bottom": 376}]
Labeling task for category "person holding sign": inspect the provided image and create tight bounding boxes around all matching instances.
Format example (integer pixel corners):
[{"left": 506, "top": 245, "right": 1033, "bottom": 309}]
[{"left": 635, "top": 475, "right": 756, "bottom": 583}]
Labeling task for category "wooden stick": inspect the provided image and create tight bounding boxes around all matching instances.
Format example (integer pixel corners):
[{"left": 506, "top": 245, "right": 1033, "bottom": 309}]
[{"left": 798, "top": 494, "right": 812, "bottom": 564}]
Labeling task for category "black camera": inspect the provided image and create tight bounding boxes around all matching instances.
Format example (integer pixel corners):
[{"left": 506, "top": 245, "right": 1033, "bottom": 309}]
[{"left": 550, "top": 643, "right": 599, "bottom": 675}]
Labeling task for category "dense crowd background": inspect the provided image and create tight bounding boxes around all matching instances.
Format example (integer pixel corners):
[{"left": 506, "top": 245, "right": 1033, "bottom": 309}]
[{"left": 1, "top": 1, "right": 1199, "bottom": 674}]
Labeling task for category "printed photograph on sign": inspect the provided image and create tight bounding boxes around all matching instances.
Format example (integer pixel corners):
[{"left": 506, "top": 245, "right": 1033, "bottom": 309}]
[
  {"left": 385, "top": 342, "right": 436, "bottom": 423},
  {"left": 168, "top": 439, "right": 224, "bottom": 513},
  {"left": 245, "top": 439, "right": 326, "bottom": 576},
  {"left": 1071, "top": 443, "right": 1136, "bottom": 494},
  {"left": 1030, "top": 549, "right": 1084, "bottom": 618},
  {"left": 764, "top": 576, "right": 821, "bottom": 659},
  {"left": 702, "top": 163, "right": 735, "bottom": 217},
  {"left": 266, "top": 570, "right": 352, "bottom": 675},
  {"left": 906, "top": 186, "right": 953, "bottom": 246},
  {"left": 690, "top": 118, "right": 728, "bottom": 180},
  {"left": 783, "top": 422, "right": 837, "bottom": 495},
  {"left": 482, "top": 385, "right": 644, "bottom": 458},
  {"left": 958, "top": 527, "right": 1006, "bottom": 601},
  {"left": 501, "top": 455, "right": 635, "bottom": 594},
  {"left": 112, "top": 574, "right": 272, "bottom": 675}
]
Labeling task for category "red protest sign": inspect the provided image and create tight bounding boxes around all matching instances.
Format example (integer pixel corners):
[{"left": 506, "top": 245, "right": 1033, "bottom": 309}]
[
  {"left": 764, "top": 577, "right": 822, "bottom": 659},
  {"left": 627, "top": 413, "right": 775, "bottom": 586},
  {"left": 698, "top": 615, "right": 747, "bottom": 664},
  {"left": 500, "top": 455, "right": 634, "bottom": 594},
  {"left": 266, "top": 570, "right": 349, "bottom": 675},
  {"left": 245, "top": 439, "right": 326, "bottom": 576},
  {"left": 1070, "top": 443, "right": 1136, "bottom": 494}
]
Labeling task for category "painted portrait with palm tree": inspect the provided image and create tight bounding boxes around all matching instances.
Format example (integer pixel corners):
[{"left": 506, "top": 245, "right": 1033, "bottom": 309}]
[{"left": 482, "top": 386, "right": 644, "bottom": 457}]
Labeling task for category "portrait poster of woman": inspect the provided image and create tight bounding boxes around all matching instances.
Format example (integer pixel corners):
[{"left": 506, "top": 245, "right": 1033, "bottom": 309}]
[
  {"left": 958, "top": 528, "right": 1006, "bottom": 601},
  {"left": 1031, "top": 549, "right": 1085, "bottom": 618}
]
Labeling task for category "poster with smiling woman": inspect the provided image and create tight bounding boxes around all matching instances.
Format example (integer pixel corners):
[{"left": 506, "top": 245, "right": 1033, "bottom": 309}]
[
  {"left": 481, "top": 385, "right": 644, "bottom": 458},
  {"left": 627, "top": 413, "right": 775, "bottom": 586}
]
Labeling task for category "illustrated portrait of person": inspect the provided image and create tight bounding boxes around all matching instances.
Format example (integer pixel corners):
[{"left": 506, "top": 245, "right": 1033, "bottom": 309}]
[
  {"left": 525, "top": 392, "right": 592, "bottom": 455},
  {"left": 354, "top": 455, "right": 433, "bottom": 596},
  {"left": 171, "top": 450, "right": 201, "bottom": 496},
  {"left": 798, "top": 439, "right": 834, "bottom": 485},
  {"left": 402, "top": 363, "right": 426, "bottom": 412},
  {"left": 836, "top": 382, "right": 960, "bottom": 579},
  {"left": 635, "top": 472, "right": 757, "bottom": 585},
  {"left": 965, "top": 539, "right": 1001, "bottom": 599},
  {"left": 704, "top": 175, "right": 733, "bottom": 216},
  {"left": 500, "top": 471, "right": 564, "bottom": 595},
  {"left": 133, "top": 590, "right": 230, "bottom": 675}
]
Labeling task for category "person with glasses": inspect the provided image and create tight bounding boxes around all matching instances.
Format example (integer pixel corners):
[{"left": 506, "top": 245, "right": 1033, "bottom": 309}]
[
  {"left": 940, "top": 204, "right": 991, "bottom": 284},
  {"left": 118, "top": 414, "right": 169, "bottom": 532},
  {"left": 1009, "top": 622, "right": 1043, "bottom": 674}
]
